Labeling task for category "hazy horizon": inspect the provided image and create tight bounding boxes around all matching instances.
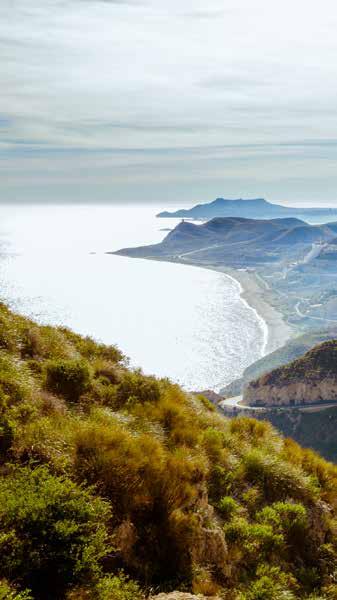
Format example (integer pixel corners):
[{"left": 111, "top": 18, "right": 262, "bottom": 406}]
[{"left": 2, "top": 1, "right": 337, "bottom": 205}]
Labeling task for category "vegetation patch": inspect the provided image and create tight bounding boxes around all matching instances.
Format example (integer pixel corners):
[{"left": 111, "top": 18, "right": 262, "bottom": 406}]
[{"left": 0, "top": 303, "right": 336, "bottom": 598}]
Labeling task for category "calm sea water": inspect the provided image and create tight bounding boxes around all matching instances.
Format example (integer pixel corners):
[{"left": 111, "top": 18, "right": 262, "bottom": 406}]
[{"left": 0, "top": 204, "right": 265, "bottom": 391}]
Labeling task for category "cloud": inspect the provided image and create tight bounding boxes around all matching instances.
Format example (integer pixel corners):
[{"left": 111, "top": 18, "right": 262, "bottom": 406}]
[{"left": 1, "top": 0, "right": 337, "bottom": 203}]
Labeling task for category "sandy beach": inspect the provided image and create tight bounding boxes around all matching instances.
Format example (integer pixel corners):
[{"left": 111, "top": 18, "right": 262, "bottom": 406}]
[{"left": 212, "top": 265, "right": 294, "bottom": 356}]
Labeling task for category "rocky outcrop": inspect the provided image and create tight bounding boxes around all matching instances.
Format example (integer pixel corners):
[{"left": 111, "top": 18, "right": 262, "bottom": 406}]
[
  {"left": 244, "top": 340, "right": 337, "bottom": 407},
  {"left": 244, "top": 377, "right": 337, "bottom": 407},
  {"left": 114, "top": 494, "right": 228, "bottom": 578},
  {"left": 188, "top": 489, "right": 229, "bottom": 576}
]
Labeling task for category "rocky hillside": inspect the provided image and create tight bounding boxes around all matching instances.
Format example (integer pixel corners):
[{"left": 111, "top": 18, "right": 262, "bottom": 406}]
[
  {"left": 221, "top": 328, "right": 337, "bottom": 397},
  {"left": 244, "top": 339, "right": 337, "bottom": 407},
  {"left": 1, "top": 303, "right": 337, "bottom": 598}
]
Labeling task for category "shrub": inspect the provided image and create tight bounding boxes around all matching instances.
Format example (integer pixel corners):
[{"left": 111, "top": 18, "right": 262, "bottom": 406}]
[
  {"left": 257, "top": 502, "right": 307, "bottom": 537},
  {"left": 0, "top": 465, "right": 111, "bottom": 598},
  {"left": 229, "top": 417, "right": 274, "bottom": 444},
  {"left": 11, "top": 414, "right": 73, "bottom": 471},
  {"left": 243, "top": 564, "right": 297, "bottom": 599},
  {"left": 0, "top": 413, "right": 14, "bottom": 456},
  {"left": 116, "top": 371, "right": 160, "bottom": 408},
  {"left": 0, "top": 309, "right": 19, "bottom": 353},
  {"left": 197, "top": 394, "right": 216, "bottom": 412},
  {"left": 94, "top": 573, "right": 143, "bottom": 600},
  {"left": 224, "top": 516, "right": 284, "bottom": 565},
  {"left": 45, "top": 359, "right": 91, "bottom": 401},
  {"left": 66, "top": 573, "right": 143, "bottom": 600},
  {"left": 0, "top": 580, "right": 32, "bottom": 600},
  {"left": 192, "top": 566, "right": 220, "bottom": 596},
  {"left": 240, "top": 449, "right": 317, "bottom": 502},
  {"left": 21, "top": 325, "right": 75, "bottom": 360},
  {"left": 218, "top": 496, "right": 241, "bottom": 520},
  {"left": 244, "top": 575, "right": 296, "bottom": 599},
  {"left": 93, "top": 360, "right": 120, "bottom": 385},
  {"left": 73, "top": 416, "right": 166, "bottom": 514},
  {"left": 0, "top": 353, "right": 33, "bottom": 405},
  {"left": 60, "top": 329, "right": 124, "bottom": 363}
]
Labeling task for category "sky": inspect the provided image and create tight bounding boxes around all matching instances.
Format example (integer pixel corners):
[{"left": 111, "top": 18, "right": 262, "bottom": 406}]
[{"left": 2, "top": 0, "right": 337, "bottom": 206}]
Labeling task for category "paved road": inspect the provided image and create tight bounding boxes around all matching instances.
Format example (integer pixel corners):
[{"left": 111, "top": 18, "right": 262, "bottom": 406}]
[
  {"left": 294, "top": 298, "right": 337, "bottom": 323},
  {"left": 219, "top": 395, "right": 337, "bottom": 413},
  {"left": 219, "top": 395, "right": 264, "bottom": 412}
]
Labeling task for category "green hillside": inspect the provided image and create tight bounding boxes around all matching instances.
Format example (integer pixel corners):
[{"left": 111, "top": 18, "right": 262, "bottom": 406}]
[{"left": 1, "top": 303, "right": 337, "bottom": 599}]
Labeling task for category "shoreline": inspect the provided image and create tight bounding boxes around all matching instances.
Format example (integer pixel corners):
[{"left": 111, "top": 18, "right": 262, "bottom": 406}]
[
  {"left": 140, "top": 255, "right": 295, "bottom": 359},
  {"left": 208, "top": 264, "right": 294, "bottom": 357}
]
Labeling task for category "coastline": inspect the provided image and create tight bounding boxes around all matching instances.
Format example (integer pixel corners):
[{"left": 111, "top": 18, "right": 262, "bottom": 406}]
[
  {"left": 210, "top": 264, "right": 294, "bottom": 357},
  {"left": 144, "top": 256, "right": 294, "bottom": 359}
]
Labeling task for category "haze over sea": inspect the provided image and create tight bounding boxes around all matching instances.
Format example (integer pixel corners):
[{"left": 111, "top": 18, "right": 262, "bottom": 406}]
[{"left": 0, "top": 203, "right": 265, "bottom": 390}]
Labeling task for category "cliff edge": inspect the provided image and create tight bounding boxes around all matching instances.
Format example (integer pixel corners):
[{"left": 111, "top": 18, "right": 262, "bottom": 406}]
[{"left": 244, "top": 339, "right": 337, "bottom": 406}]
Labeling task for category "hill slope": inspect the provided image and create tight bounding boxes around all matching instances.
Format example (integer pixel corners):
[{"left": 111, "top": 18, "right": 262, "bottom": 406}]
[
  {"left": 221, "top": 328, "right": 337, "bottom": 397},
  {"left": 113, "top": 216, "right": 337, "bottom": 268},
  {"left": 245, "top": 339, "right": 337, "bottom": 407},
  {"left": 0, "top": 304, "right": 337, "bottom": 598}
]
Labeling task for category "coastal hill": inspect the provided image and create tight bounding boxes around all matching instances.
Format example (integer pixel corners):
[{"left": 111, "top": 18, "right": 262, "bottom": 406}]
[
  {"left": 219, "top": 336, "right": 337, "bottom": 461},
  {"left": 244, "top": 339, "right": 337, "bottom": 407},
  {"left": 113, "top": 216, "right": 337, "bottom": 329},
  {"left": 157, "top": 197, "right": 337, "bottom": 221},
  {"left": 2, "top": 302, "right": 337, "bottom": 598},
  {"left": 114, "top": 216, "right": 337, "bottom": 267},
  {"left": 221, "top": 327, "right": 337, "bottom": 397}
]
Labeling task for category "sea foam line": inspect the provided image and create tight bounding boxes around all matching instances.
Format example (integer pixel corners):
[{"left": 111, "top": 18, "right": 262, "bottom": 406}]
[{"left": 222, "top": 272, "right": 269, "bottom": 359}]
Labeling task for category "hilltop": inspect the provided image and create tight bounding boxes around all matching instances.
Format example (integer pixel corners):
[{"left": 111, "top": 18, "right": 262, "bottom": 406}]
[
  {"left": 157, "top": 197, "right": 337, "bottom": 222},
  {"left": 113, "top": 216, "right": 337, "bottom": 267},
  {"left": 1, "top": 303, "right": 337, "bottom": 598}
]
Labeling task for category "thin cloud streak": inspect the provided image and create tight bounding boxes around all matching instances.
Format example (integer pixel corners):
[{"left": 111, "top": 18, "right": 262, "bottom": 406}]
[{"left": 1, "top": 0, "right": 337, "bottom": 203}]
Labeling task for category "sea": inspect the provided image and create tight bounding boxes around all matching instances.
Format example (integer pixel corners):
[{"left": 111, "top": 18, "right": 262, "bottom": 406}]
[{"left": 0, "top": 203, "right": 265, "bottom": 391}]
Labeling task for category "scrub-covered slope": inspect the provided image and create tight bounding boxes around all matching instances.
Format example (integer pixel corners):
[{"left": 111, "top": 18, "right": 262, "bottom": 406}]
[{"left": 0, "top": 303, "right": 337, "bottom": 599}]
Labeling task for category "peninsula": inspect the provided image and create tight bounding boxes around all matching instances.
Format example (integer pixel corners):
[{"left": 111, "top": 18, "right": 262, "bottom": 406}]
[{"left": 112, "top": 215, "right": 337, "bottom": 349}]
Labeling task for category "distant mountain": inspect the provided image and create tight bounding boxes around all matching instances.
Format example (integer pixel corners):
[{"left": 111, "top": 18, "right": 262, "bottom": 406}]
[
  {"left": 113, "top": 216, "right": 337, "bottom": 267},
  {"left": 157, "top": 197, "right": 337, "bottom": 221}
]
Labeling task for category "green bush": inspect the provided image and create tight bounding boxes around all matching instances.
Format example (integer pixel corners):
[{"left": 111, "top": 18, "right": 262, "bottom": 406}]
[
  {"left": 45, "top": 359, "right": 91, "bottom": 401},
  {"left": 0, "top": 309, "right": 19, "bottom": 353},
  {"left": 0, "top": 465, "right": 111, "bottom": 598},
  {"left": 1, "top": 302, "right": 337, "bottom": 597},
  {"left": 240, "top": 449, "right": 317, "bottom": 502},
  {"left": 67, "top": 573, "right": 143, "bottom": 600},
  {"left": 0, "top": 353, "right": 33, "bottom": 405},
  {"left": 0, "top": 580, "right": 32, "bottom": 600},
  {"left": 257, "top": 502, "right": 307, "bottom": 540},
  {"left": 116, "top": 371, "right": 160, "bottom": 408},
  {"left": 0, "top": 413, "right": 14, "bottom": 456},
  {"left": 243, "top": 565, "right": 297, "bottom": 600},
  {"left": 218, "top": 496, "right": 240, "bottom": 520},
  {"left": 60, "top": 329, "right": 124, "bottom": 363},
  {"left": 95, "top": 573, "right": 143, "bottom": 600}
]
